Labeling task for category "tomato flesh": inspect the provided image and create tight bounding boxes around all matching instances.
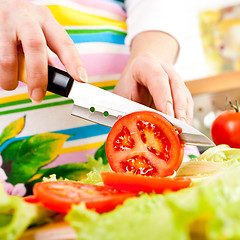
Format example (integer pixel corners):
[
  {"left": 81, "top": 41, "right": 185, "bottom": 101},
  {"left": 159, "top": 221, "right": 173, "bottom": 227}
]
[
  {"left": 106, "top": 111, "right": 184, "bottom": 177},
  {"left": 101, "top": 172, "right": 192, "bottom": 194},
  {"left": 33, "top": 181, "right": 136, "bottom": 214},
  {"left": 121, "top": 155, "right": 156, "bottom": 176},
  {"left": 24, "top": 195, "right": 40, "bottom": 204}
]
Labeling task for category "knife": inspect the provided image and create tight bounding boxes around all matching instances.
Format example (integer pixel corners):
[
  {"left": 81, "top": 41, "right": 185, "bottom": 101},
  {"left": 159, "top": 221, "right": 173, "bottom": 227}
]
[{"left": 19, "top": 64, "right": 214, "bottom": 147}]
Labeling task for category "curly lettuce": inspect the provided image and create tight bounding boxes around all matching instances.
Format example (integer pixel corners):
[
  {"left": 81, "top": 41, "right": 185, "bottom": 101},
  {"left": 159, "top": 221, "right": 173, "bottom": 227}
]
[
  {"left": 0, "top": 182, "right": 53, "bottom": 240},
  {"left": 66, "top": 146, "right": 240, "bottom": 240}
]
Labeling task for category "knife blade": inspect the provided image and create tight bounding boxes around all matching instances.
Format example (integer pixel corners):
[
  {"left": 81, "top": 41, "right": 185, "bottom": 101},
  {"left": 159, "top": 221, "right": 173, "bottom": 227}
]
[{"left": 21, "top": 65, "right": 215, "bottom": 147}]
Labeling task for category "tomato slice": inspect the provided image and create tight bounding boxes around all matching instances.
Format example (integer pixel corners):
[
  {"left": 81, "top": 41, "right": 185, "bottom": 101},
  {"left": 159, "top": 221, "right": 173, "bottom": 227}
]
[
  {"left": 24, "top": 195, "right": 40, "bottom": 204},
  {"left": 101, "top": 172, "right": 191, "bottom": 194},
  {"left": 33, "top": 181, "right": 136, "bottom": 214},
  {"left": 105, "top": 111, "right": 184, "bottom": 177}
]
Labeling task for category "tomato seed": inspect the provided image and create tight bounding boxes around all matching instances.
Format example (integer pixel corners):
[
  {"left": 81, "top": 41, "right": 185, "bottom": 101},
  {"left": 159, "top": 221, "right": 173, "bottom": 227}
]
[
  {"left": 113, "top": 126, "right": 135, "bottom": 151},
  {"left": 121, "top": 155, "right": 156, "bottom": 176}
]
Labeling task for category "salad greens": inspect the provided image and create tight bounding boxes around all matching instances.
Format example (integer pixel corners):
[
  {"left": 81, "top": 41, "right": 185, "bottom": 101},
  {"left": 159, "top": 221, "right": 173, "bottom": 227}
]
[
  {"left": 0, "top": 183, "right": 53, "bottom": 240},
  {"left": 65, "top": 145, "right": 240, "bottom": 240},
  {"left": 2, "top": 144, "right": 240, "bottom": 240},
  {"left": 43, "top": 155, "right": 112, "bottom": 185},
  {"left": 66, "top": 161, "right": 240, "bottom": 240}
]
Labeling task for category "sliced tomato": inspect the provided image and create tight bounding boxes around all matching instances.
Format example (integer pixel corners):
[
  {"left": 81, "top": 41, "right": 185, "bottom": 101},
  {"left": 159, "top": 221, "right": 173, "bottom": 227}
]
[
  {"left": 101, "top": 172, "right": 191, "bottom": 194},
  {"left": 33, "top": 181, "right": 136, "bottom": 214},
  {"left": 105, "top": 111, "right": 184, "bottom": 177},
  {"left": 24, "top": 195, "right": 40, "bottom": 204}
]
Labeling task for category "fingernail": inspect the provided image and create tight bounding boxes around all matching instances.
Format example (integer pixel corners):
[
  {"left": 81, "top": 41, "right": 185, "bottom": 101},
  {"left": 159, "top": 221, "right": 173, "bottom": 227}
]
[
  {"left": 30, "top": 88, "right": 44, "bottom": 104},
  {"left": 78, "top": 68, "right": 88, "bottom": 82},
  {"left": 166, "top": 102, "right": 174, "bottom": 117}
]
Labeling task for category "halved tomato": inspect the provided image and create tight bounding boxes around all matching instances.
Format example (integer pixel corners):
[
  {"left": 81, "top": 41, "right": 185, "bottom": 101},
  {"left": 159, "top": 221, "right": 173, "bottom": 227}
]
[
  {"left": 101, "top": 172, "right": 191, "bottom": 194},
  {"left": 33, "top": 181, "right": 136, "bottom": 214},
  {"left": 105, "top": 111, "right": 184, "bottom": 177}
]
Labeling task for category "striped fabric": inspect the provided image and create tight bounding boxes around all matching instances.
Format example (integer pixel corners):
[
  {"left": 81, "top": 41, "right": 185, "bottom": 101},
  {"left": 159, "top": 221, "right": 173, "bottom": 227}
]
[{"left": 0, "top": 0, "right": 129, "bottom": 168}]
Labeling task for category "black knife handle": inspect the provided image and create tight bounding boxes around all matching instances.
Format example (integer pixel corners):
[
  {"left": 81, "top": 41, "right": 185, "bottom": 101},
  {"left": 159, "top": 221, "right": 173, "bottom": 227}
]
[{"left": 47, "top": 65, "right": 74, "bottom": 97}]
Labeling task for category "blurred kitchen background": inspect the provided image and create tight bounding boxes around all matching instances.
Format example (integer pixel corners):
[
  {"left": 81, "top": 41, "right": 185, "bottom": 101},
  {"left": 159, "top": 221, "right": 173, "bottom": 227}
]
[{"left": 174, "top": 0, "right": 240, "bottom": 145}]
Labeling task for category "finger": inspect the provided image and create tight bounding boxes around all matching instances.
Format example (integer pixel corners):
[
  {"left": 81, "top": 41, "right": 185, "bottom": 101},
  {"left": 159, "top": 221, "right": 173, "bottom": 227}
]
[
  {"left": 133, "top": 59, "right": 174, "bottom": 117},
  {"left": 163, "top": 64, "right": 193, "bottom": 123},
  {"left": 37, "top": 6, "right": 88, "bottom": 82},
  {"left": 0, "top": 20, "right": 18, "bottom": 90},
  {"left": 185, "top": 89, "right": 194, "bottom": 124},
  {"left": 17, "top": 16, "right": 48, "bottom": 103}
]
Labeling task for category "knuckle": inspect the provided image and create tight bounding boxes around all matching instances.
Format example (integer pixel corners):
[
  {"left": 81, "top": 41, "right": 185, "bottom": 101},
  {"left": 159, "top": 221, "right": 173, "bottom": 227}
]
[
  {"left": 0, "top": 55, "right": 16, "bottom": 70},
  {"left": 29, "top": 71, "right": 46, "bottom": 82},
  {"left": 24, "top": 37, "right": 45, "bottom": 51},
  {"left": 62, "top": 36, "right": 75, "bottom": 47},
  {"left": 37, "top": 5, "right": 52, "bottom": 16},
  {"left": 0, "top": 9, "right": 9, "bottom": 23}
]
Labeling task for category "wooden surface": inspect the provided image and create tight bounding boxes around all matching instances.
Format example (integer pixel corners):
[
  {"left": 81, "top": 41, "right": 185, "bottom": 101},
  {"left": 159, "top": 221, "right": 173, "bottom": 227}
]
[{"left": 185, "top": 71, "right": 240, "bottom": 96}]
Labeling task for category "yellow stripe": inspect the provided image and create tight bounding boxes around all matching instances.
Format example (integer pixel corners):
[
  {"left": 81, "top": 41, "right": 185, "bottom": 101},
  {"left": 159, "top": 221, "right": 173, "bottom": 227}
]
[
  {"left": 47, "top": 5, "right": 127, "bottom": 30},
  {"left": 60, "top": 141, "right": 104, "bottom": 154},
  {"left": 92, "top": 80, "right": 118, "bottom": 88},
  {"left": 0, "top": 91, "right": 54, "bottom": 104},
  {"left": 0, "top": 80, "right": 117, "bottom": 104}
]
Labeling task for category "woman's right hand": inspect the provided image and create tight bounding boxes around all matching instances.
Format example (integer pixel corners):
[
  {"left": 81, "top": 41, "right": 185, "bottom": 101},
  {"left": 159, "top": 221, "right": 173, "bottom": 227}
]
[{"left": 0, "top": 0, "right": 88, "bottom": 103}]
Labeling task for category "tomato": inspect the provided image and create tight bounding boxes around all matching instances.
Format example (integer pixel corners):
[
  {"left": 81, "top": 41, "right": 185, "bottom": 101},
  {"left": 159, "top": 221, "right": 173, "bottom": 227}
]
[
  {"left": 211, "top": 110, "right": 240, "bottom": 148},
  {"left": 105, "top": 111, "right": 184, "bottom": 177},
  {"left": 33, "top": 181, "right": 136, "bottom": 214},
  {"left": 101, "top": 172, "right": 191, "bottom": 194},
  {"left": 24, "top": 195, "right": 40, "bottom": 204}
]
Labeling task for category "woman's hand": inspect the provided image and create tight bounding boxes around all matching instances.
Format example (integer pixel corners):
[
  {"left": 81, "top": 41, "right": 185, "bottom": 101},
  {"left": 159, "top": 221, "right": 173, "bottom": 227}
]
[
  {"left": 0, "top": 0, "right": 87, "bottom": 103},
  {"left": 114, "top": 31, "right": 194, "bottom": 124}
]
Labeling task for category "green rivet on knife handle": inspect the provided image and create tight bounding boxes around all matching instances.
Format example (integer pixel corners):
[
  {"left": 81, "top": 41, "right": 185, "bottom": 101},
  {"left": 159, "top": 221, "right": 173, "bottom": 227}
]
[{"left": 90, "top": 107, "right": 95, "bottom": 112}]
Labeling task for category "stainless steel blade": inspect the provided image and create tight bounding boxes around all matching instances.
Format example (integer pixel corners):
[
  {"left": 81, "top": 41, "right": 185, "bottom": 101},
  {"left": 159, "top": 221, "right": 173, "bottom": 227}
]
[{"left": 69, "top": 81, "right": 215, "bottom": 147}]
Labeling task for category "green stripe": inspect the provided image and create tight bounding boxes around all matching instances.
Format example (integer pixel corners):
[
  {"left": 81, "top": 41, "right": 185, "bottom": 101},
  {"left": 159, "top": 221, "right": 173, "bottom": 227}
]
[
  {"left": 0, "top": 85, "right": 115, "bottom": 113},
  {"left": 101, "top": 85, "right": 115, "bottom": 91},
  {"left": 0, "top": 94, "right": 63, "bottom": 109},
  {"left": 0, "top": 99, "right": 73, "bottom": 116},
  {"left": 66, "top": 29, "right": 126, "bottom": 36}
]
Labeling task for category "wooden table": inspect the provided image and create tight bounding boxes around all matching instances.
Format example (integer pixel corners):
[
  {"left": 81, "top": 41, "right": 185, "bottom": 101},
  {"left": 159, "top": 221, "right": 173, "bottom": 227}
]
[{"left": 185, "top": 70, "right": 240, "bottom": 96}]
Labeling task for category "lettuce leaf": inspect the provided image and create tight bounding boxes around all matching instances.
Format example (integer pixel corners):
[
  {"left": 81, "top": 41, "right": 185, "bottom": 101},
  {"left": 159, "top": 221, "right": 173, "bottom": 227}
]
[
  {"left": 65, "top": 158, "right": 240, "bottom": 240},
  {"left": 197, "top": 144, "right": 240, "bottom": 163},
  {"left": 0, "top": 182, "right": 53, "bottom": 240},
  {"left": 42, "top": 155, "right": 112, "bottom": 185}
]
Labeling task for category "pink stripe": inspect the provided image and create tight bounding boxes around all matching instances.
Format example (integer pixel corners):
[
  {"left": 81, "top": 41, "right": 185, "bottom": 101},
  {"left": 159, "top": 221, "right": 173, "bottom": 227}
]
[
  {"left": 27, "top": 0, "right": 126, "bottom": 18},
  {"left": 43, "top": 149, "right": 97, "bottom": 168},
  {"left": 69, "top": 0, "right": 126, "bottom": 18},
  {"left": 1, "top": 53, "right": 129, "bottom": 92},
  {"left": 51, "top": 53, "right": 129, "bottom": 76}
]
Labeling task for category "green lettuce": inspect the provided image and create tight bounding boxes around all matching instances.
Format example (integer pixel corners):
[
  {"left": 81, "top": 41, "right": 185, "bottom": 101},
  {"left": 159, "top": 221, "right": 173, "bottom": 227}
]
[
  {"left": 66, "top": 147, "right": 240, "bottom": 240},
  {"left": 43, "top": 155, "right": 112, "bottom": 185},
  {"left": 0, "top": 182, "right": 53, "bottom": 240},
  {"left": 197, "top": 144, "right": 240, "bottom": 163}
]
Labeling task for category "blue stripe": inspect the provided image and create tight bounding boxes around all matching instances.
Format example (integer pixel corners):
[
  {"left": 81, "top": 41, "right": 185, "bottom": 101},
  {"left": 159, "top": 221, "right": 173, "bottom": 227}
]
[
  {"left": 0, "top": 124, "right": 110, "bottom": 152},
  {"left": 69, "top": 32, "right": 125, "bottom": 44},
  {"left": 53, "top": 124, "right": 111, "bottom": 141}
]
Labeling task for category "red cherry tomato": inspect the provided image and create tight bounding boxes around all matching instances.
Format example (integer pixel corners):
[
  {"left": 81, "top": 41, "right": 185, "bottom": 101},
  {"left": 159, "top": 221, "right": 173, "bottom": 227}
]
[
  {"left": 33, "top": 181, "right": 136, "bottom": 214},
  {"left": 101, "top": 172, "right": 191, "bottom": 194},
  {"left": 211, "top": 110, "right": 240, "bottom": 148},
  {"left": 105, "top": 111, "right": 184, "bottom": 177}
]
